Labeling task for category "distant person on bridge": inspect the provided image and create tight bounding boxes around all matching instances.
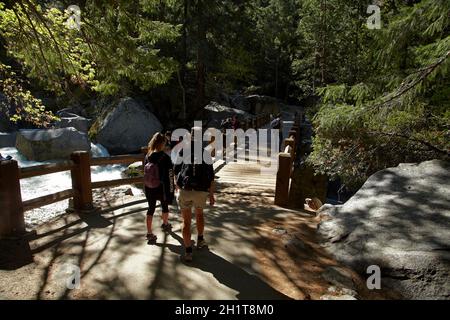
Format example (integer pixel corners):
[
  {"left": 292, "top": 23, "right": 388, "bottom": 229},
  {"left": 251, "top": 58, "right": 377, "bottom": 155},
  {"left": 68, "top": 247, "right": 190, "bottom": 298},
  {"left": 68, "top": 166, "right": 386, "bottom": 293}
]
[
  {"left": 144, "top": 132, "right": 175, "bottom": 244},
  {"left": 220, "top": 117, "right": 232, "bottom": 131},
  {"left": 174, "top": 127, "right": 215, "bottom": 262},
  {"left": 270, "top": 113, "right": 283, "bottom": 151},
  {"left": 230, "top": 115, "right": 240, "bottom": 130}
]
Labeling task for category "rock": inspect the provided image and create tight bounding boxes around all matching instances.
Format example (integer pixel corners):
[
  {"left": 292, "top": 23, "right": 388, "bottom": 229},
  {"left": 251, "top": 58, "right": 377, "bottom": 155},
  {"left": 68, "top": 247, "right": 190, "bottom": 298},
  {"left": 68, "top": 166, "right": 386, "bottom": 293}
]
[
  {"left": 56, "top": 105, "right": 87, "bottom": 118},
  {"left": 55, "top": 112, "right": 92, "bottom": 132},
  {"left": 305, "top": 197, "right": 323, "bottom": 211},
  {"left": 282, "top": 235, "right": 307, "bottom": 251},
  {"left": 322, "top": 266, "right": 356, "bottom": 290},
  {"left": 0, "top": 132, "right": 17, "bottom": 148},
  {"left": 122, "top": 161, "right": 144, "bottom": 178},
  {"left": 288, "top": 162, "right": 328, "bottom": 209},
  {"left": 327, "top": 286, "right": 358, "bottom": 297},
  {"left": 95, "top": 97, "right": 162, "bottom": 155},
  {"left": 124, "top": 188, "right": 134, "bottom": 196},
  {"left": 16, "top": 128, "right": 90, "bottom": 161},
  {"left": 320, "top": 294, "right": 357, "bottom": 300},
  {"left": 246, "top": 95, "right": 280, "bottom": 115},
  {"left": 205, "top": 101, "right": 252, "bottom": 128},
  {"left": 318, "top": 160, "right": 450, "bottom": 299},
  {"left": 272, "top": 227, "right": 288, "bottom": 235},
  {"left": 230, "top": 94, "right": 281, "bottom": 115}
]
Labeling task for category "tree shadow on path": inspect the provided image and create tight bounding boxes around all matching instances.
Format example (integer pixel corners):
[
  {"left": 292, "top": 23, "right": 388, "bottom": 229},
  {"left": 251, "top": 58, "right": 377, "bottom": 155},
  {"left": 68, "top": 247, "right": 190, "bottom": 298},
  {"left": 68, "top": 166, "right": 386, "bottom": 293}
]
[{"left": 155, "top": 231, "right": 290, "bottom": 300}]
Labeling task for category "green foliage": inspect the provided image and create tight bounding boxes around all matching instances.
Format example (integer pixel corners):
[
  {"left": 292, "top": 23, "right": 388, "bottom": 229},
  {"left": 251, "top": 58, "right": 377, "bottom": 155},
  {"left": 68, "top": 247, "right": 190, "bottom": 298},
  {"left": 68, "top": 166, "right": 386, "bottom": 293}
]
[
  {"left": 307, "top": 0, "right": 450, "bottom": 188},
  {"left": 0, "top": 0, "right": 180, "bottom": 96},
  {"left": 0, "top": 61, "right": 57, "bottom": 126}
]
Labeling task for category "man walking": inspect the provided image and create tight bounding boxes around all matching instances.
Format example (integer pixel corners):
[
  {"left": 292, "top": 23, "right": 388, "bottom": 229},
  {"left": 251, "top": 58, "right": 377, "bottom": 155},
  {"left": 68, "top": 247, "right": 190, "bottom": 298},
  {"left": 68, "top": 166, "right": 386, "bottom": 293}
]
[{"left": 174, "top": 127, "right": 215, "bottom": 262}]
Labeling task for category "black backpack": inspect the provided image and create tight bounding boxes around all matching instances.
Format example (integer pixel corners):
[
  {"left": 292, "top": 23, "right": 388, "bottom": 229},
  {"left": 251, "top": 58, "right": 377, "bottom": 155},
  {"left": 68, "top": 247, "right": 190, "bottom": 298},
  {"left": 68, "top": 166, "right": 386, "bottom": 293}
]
[{"left": 176, "top": 161, "right": 214, "bottom": 192}]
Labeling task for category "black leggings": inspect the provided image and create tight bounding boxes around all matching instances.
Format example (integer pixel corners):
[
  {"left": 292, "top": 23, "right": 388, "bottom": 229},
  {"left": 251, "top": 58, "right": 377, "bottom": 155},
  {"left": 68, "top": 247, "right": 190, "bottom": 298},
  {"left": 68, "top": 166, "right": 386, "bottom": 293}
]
[{"left": 145, "top": 187, "right": 169, "bottom": 216}]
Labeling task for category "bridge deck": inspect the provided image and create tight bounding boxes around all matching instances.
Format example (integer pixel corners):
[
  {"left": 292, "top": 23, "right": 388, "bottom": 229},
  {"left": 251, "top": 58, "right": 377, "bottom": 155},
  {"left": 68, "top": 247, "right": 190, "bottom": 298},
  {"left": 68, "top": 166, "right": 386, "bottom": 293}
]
[{"left": 213, "top": 119, "right": 294, "bottom": 195}]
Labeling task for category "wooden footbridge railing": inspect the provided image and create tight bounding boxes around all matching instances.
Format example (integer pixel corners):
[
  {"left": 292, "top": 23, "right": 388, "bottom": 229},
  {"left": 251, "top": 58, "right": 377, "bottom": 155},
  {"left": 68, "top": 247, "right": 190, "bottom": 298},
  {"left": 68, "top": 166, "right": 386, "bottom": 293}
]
[
  {"left": 0, "top": 113, "right": 272, "bottom": 238},
  {"left": 274, "top": 113, "right": 303, "bottom": 206}
]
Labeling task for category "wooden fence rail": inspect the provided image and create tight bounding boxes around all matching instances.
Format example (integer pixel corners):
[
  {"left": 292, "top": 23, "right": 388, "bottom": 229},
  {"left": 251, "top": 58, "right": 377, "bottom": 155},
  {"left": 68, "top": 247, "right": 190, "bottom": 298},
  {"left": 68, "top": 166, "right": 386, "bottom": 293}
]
[{"left": 0, "top": 113, "right": 271, "bottom": 238}]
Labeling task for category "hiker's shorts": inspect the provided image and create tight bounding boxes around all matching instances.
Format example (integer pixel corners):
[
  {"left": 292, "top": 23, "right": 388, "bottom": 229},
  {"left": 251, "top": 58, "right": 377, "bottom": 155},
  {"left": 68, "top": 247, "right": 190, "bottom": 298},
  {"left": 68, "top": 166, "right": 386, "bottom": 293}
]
[{"left": 178, "top": 189, "right": 209, "bottom": 210}]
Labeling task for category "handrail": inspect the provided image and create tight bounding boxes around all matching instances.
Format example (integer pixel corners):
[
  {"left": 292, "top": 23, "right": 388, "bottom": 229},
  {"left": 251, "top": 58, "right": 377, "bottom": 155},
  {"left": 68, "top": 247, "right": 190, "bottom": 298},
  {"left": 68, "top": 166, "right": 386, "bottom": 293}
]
[
  {"left": 19, "top": 161, "right": 75, "bottom": 179},
  {"left": 274, "top": 111, "right": 303, "bottom": 206},
  {"left": 22, "top": 189, "right": 74, "bottom": 212},
  {"left": 91, "top": 154, "right": 144, "bottom": 166},
  {"left": 92, "top": 177, "right": 143, "bottom": 189}
]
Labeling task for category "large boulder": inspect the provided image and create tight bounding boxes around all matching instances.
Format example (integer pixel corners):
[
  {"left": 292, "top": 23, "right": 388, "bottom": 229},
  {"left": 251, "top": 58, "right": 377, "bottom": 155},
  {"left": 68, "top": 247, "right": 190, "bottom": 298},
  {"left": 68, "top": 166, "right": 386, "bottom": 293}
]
[
  {"left": 16, "top": 128, "right": 90, "bottom": 161},
  {"left": 318, "top": 160, "right": 450, "bottom": 299},
  {"left": 204, "top": 101, "right": 251, "bottom": 128},
  {"left": 55, "top": 112, "right": 92, "bottom": 132},
  {"left": 230, "top": 94, "right": 281, "bottom": 115},
  {"left": 0, "top": 132, "right": 17, "bottom": 148},
  {"left": 95, "top": 97, "right": 162, "bottom": 155}
]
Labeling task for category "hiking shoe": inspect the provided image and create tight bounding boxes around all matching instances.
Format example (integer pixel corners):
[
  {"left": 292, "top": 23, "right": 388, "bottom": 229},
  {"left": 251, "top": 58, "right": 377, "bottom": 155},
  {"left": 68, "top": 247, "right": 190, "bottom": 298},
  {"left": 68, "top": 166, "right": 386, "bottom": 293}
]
[
  {"left": 183, "top": 252, "right": 193, "bottom": 262},
  {"left": 146, "top": 233, "right": 157, "bottom": 244},
  {"left": 197, "top": 238, "right": 207, "bottom": 249},
  {"left": 161, "top": 223, "right": 172, "bottom": 232}
]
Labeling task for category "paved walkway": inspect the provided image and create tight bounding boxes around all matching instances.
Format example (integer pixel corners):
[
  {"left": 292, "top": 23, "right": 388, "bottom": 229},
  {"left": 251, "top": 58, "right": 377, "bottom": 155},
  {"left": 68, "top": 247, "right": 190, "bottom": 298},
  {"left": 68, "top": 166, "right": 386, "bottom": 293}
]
[{"left": 0, "top": 114, "right": 300, "bottom": 300}]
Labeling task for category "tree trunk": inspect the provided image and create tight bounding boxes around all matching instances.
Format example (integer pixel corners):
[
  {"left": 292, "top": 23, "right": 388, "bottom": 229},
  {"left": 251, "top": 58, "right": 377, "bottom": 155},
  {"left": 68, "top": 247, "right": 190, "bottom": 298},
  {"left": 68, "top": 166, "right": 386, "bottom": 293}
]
[
  {"left": 180, "top": 0, "right": 188, "bottom": 119},
  {"left": 196, "top": 0, "right": 206, "bottom": 114},
  {"left": 275, "top": 55, "right": 279, "bottom": 99}
]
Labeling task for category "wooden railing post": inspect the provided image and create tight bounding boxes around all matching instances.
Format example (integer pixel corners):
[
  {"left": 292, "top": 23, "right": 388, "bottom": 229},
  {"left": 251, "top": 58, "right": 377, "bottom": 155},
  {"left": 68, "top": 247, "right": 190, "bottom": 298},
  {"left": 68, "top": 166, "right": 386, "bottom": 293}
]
[
  {"left": 274, "top": 151, "right": 292, "bottom": 206},
  {"left": 70, "top": 151, "right": 94, "bottom": 212},
  {"left": 0, "top": 160, "right": 25, "bottom": 238},
  {"left": 285, "top": 137, "right": 296, "bottom": 159}
]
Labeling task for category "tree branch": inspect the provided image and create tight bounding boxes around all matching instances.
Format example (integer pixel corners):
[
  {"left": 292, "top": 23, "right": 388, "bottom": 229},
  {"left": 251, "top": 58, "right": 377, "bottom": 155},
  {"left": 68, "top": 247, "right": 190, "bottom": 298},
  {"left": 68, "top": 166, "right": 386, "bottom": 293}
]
[{"left": 368, "top": 131, "right": 450, "bottom": 156}]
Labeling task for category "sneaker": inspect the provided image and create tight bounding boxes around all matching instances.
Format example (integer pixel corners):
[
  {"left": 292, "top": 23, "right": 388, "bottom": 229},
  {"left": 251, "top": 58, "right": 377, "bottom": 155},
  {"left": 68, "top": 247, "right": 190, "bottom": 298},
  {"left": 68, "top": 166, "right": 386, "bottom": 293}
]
[
  {"left": 197, "top": 238, "right": 207, "bottom": 249},
  {"left": 161, "top": 223, "right": 172, "bottom": 232},
  {"left": 183, "top": 252, "right": 193, "bottom": 262},
  {"left": 146, "top": 233, "right": 157, "bottom": 244}
]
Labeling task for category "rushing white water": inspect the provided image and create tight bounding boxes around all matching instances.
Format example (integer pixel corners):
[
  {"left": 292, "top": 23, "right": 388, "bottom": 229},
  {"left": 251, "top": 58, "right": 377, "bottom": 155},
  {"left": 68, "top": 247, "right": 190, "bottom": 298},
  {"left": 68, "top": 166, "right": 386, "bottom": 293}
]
[{"left": 0, "top": 143, "right": 143, "bottom": 228}]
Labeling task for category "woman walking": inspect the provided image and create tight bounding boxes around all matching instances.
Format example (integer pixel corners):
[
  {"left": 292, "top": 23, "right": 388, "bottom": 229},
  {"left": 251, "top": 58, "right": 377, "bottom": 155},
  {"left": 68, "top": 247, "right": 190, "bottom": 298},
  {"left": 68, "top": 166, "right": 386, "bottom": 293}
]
[{"left": 144, "top": 132, "right": 175, "bottom": 243}]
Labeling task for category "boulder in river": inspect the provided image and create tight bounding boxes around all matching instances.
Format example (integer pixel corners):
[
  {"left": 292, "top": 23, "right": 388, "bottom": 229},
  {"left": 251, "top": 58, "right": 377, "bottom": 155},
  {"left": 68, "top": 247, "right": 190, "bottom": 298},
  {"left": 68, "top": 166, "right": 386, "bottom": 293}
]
[
  {"left": 318, "top": 160, "right": 450, "bottom": 299},
  {"left": 16, "top": 128, "right": 90, "bottom": 161},
  {"left": 0, "top": 132, "right": 17, "bottom": 148},
  {"left": 55, "top": 111, "right": 92, "bottom": 133},
  {"left": 94, "top": 97, "right": 162, "bottom": 155}
]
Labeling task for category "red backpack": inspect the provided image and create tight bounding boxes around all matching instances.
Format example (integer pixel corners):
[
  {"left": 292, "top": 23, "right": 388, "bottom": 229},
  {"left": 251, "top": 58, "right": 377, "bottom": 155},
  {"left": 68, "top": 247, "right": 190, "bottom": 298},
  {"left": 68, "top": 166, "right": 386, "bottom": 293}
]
[{"left": 144, "top": 156, "right": 162, "bottom": 188}]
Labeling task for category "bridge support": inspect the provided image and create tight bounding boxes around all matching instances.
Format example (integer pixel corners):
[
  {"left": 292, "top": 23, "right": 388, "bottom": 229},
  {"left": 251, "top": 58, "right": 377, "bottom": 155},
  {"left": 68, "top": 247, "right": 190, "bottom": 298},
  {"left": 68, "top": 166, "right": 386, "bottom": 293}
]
[
  {"left": 70, "top": 151, "right": 94, "bottom": 213},
  {"left": 274, "top": 152, "right": 293, "bottom": 206},
  {"left": 0, "top": 160, "right": 26, "bottom": 238}
]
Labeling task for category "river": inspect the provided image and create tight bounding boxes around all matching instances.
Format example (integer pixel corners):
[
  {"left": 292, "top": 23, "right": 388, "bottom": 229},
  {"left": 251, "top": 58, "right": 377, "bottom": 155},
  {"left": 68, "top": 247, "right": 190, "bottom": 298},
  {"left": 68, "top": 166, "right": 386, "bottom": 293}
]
[{"left": 0, "top": 143, "right": 143, "bottom": 228}]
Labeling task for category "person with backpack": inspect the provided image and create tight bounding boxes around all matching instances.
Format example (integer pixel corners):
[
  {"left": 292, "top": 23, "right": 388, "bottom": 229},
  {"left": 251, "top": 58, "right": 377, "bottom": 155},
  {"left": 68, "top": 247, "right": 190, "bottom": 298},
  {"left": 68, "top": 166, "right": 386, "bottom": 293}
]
[
  {"left": 144, "top": 132, "right": 175, "bottom": 244},
  {"left": 174, "top": 127, "right": 215, "bottom": 262}
]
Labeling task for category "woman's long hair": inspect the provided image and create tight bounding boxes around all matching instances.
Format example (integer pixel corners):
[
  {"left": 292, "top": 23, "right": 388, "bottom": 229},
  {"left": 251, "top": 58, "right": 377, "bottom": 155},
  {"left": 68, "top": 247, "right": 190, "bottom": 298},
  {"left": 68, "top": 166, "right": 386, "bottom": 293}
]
[{"left": 147, "top": 132, "right": 166, "bottom": 156}]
